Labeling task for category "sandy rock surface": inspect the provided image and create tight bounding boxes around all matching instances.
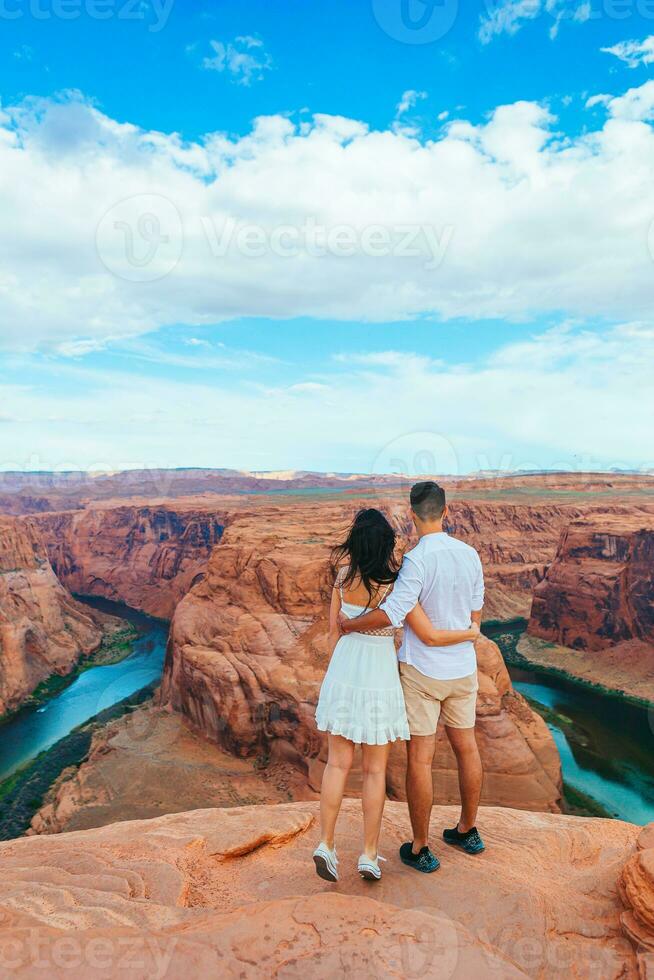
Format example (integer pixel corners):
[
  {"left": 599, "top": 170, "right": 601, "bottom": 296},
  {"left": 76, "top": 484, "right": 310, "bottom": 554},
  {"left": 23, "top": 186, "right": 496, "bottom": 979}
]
[
  {"left": 0, "top": 800, "right": 648, "bottom": 978},
  {"left": 28, "top": 705, "right": 316, "bottom": 836}
]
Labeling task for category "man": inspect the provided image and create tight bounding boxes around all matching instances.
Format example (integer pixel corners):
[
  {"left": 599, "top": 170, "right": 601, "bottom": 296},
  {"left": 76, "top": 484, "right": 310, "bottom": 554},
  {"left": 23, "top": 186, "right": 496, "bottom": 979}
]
[{"left": 338, "top": 480, "right": 485, "bottom": 872}]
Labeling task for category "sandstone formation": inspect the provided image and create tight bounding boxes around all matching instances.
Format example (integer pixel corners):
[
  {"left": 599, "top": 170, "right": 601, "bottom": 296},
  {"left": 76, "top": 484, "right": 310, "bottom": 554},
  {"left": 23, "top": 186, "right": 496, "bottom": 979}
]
[
  {"left": 29, "top": 704, "right": 315, "bottom": 836},
  {"left": 29, "top": 486, "right": 654, "bottom": 627},
  {"left": 0, "top": 517, "right": 107, "bottom": 716},
  {"left": 35, "top": 502, "right": 228, "bottom": 620},
  {"left": 529, "top": 518, "right": 654, "bottom": 651},
  {"left": 524, "top": 518, "right": 654, "bottom": 701},
  {"left": 0, "top": 494, "right": 60, "bottom": 516},
  {"left": 4, "top": 469, "right": 651, "bottom": 628},
  {"left": 161, "top": 502, "right": 563, "bottom": 812},
  {"left": 0, "top": 800, "right": 649, "bottom": 978},
  {"left": 439, "top": 499, "right": 584, "bottom": 619},
  {"left": 620, "top": 821, "right": 654, "bottom": 976},
  {"left": 444, "top": 500, "right": 654, "bottom": 621},
  {"left": 30, "top": 489, "right": 629, "bottom": 630}
]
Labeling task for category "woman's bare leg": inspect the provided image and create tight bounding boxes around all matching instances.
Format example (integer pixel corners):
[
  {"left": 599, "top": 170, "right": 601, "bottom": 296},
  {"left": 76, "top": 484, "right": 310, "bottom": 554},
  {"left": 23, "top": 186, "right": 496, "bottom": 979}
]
[
  {"left": 361, "top": 742, "right": 391, "bottom": 859},
  {"left": 319, "top": 734, "right": 355, "bottom": 848}
]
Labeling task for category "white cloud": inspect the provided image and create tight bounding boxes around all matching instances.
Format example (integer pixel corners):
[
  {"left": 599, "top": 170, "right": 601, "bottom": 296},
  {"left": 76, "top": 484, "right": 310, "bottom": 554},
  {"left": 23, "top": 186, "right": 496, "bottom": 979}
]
[
  {"left": 479, "top": 0, "right": 541, "bottom": 43},
  {"left": 337, "top": 351, "right": 438, "bottom": 372},
  {"left": 585, "top": 93, "right": 611, "bottom": 109},
  {"left": 549, "top": 0, "right": 591, "bottom": 39},
  {"left": 393, "top": 90, "right": 428, "bottom": 136},
  {"left": 479, "top": 0, "right": 592, "bottom": 43},
  {"left": 605, "top": 80, "right": 654, "bottom": 120},
  {"left": 2, "top": 322, "right": 652, "bottom": 474},
  {"left": 108, "top": 336, "right": 280, "bottom": 371},
  {"left": 13, "top": 45, "right": 35, "bottom": 61},
  {"left": 286, "top": 382, "right": 330, "bottom": 393},
  {"left": 396, "top": 89, "right": 427, "bottom": 117},
  {"left": 201, "top": 35, "right": 272, "bottom": 85},
  {"left": 2, "top": 87, "right": 654, "bottom": 353},
  {"left": 602, "top": 36, "right": 654, "bottom": 69}
]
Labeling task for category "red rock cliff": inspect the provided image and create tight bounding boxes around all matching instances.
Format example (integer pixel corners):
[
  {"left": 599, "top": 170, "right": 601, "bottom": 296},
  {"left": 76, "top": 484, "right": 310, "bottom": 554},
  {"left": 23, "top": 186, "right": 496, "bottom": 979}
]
[
  {"left": 161, "top": 501, "right": 562, "bottom": 812},
  {"left": 30, "top": 486, "right": 653, "bottom": 626},
  {"left": 35, "top": 502, "right": 228, "bottom": 620},
  {"left": 0, "top": 517, "right": 104, "bottom": 715},
  {"left": 529, "top": 517, "right": 654, "bottom": 651},
  {"left": 32, "top": 493, "right": 609, "bottom": 624}
]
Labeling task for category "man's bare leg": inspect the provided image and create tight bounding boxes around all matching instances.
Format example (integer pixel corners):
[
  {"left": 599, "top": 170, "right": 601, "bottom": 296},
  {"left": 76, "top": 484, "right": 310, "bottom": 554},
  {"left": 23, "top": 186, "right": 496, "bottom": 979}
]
[
  {"left": 445, "top": 726, "right": 483, "bottom": 832},
  {"left": 405, "top": 734, "right": 437, "bottom": 851}
]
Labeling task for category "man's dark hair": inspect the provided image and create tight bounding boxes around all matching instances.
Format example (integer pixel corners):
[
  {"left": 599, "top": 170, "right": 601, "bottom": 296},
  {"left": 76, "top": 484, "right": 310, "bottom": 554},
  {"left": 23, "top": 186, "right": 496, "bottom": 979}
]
[{"left": 410, "top": 481, "right": 446, "bottom": 520}]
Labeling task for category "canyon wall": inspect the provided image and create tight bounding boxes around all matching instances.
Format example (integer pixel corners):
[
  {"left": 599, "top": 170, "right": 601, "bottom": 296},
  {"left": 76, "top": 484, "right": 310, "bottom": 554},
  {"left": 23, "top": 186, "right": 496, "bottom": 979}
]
[
  {"left": 442, "top": 500, "right": 585, "bottom": 619},
  {"left": 34, "top": 503, "right": 228, "bottom": 620},
  {"left": 161, "top": 500, "right": 562, "bottom": 812},
  {"left": 33, "top": 493, "right": 604, "bottom": 624},
  {"left": 18, "top": 477, "right": 654, "bottom": 626},
  {"left": 529, "top": 517, "right": 654, "bottom": 651},
  {"left": 0, "top": 517, "right": 105, "bottom": 715}
]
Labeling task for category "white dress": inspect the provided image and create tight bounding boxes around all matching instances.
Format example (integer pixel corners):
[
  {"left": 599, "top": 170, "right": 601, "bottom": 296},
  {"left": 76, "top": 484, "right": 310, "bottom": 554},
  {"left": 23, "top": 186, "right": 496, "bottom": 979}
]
[{"left": 315, "top": 577, "right": 410, "bottom": 745}]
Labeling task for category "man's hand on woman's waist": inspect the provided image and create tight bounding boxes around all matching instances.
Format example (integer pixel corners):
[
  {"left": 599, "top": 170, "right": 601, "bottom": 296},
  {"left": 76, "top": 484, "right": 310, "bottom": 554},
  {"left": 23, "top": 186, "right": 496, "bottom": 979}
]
[{"left": 337, "top": 607, "right": 392, "bottom": 636}]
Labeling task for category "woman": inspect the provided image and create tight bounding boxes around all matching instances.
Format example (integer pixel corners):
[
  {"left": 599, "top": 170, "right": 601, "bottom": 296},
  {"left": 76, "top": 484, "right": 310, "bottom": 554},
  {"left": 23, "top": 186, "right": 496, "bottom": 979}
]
[{"left": 313, "top": 508, "right": 480, "bottom": 883}]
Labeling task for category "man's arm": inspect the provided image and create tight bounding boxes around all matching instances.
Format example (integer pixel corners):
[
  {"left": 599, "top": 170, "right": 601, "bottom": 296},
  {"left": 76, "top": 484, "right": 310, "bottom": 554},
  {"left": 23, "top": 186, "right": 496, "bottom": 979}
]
[
  {"left": 339, "top": 554, "right": 423, "bottom": 635},
  {"left": 339, "top": 605, "right": 391, "bottom": 634},
  {"left": 470, "top": 553, "right": 485, "bottom": 631}
]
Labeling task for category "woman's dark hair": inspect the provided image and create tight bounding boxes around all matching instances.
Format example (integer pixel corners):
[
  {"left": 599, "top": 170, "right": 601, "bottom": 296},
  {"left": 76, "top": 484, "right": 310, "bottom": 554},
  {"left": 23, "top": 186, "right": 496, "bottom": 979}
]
[{"left": 331, "top": 508, "right": 399, "bottom": 603}]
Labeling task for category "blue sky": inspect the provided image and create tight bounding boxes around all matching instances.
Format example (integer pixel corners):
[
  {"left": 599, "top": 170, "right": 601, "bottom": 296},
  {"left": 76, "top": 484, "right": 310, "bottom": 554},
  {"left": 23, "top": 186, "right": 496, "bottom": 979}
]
[
  {"left": 1, "top": 0, "right": 653, "bottom": 475},
  {"left": 2, "top": 0, "right": 650, "bottom": 138}
]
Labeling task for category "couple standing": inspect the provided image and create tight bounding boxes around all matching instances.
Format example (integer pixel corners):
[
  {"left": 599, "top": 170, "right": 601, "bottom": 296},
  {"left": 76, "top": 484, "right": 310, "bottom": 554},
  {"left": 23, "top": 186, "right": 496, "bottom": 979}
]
[{"left": 313, "top": 481, "right": 485, "bottom": 882}]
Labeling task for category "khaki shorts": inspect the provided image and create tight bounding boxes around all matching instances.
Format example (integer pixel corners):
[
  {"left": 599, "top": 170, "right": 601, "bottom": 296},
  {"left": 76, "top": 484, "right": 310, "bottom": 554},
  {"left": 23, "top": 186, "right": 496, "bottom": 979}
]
[{"left": 399, "top": 663, "right": 478, "bottom": 735}]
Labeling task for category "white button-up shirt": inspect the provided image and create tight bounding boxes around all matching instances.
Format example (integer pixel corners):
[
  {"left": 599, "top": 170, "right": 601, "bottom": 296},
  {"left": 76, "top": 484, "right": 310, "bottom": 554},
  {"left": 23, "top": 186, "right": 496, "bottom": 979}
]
[{"left": 381, "top": 532, "right": 484, "bottom": 680}]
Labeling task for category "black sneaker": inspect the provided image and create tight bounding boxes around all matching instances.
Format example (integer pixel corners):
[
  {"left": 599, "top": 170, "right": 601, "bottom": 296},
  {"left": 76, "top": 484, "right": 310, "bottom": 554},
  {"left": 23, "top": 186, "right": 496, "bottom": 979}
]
[
  {"left": 443, "top": 825, "right": 485, "bottom": 854},
  {"left": 399, "top": 841, "right": 440, "bottom": 873}
]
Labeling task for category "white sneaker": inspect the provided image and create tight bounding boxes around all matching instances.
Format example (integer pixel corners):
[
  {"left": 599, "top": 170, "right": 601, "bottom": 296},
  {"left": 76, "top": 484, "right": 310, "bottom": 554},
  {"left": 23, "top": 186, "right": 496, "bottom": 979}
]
[
  {"left": 313, "top": 843, "right": 339, "bottom": 882},
  {"left": 358, "top": 853, "right": 386, "bottom": 881}
]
